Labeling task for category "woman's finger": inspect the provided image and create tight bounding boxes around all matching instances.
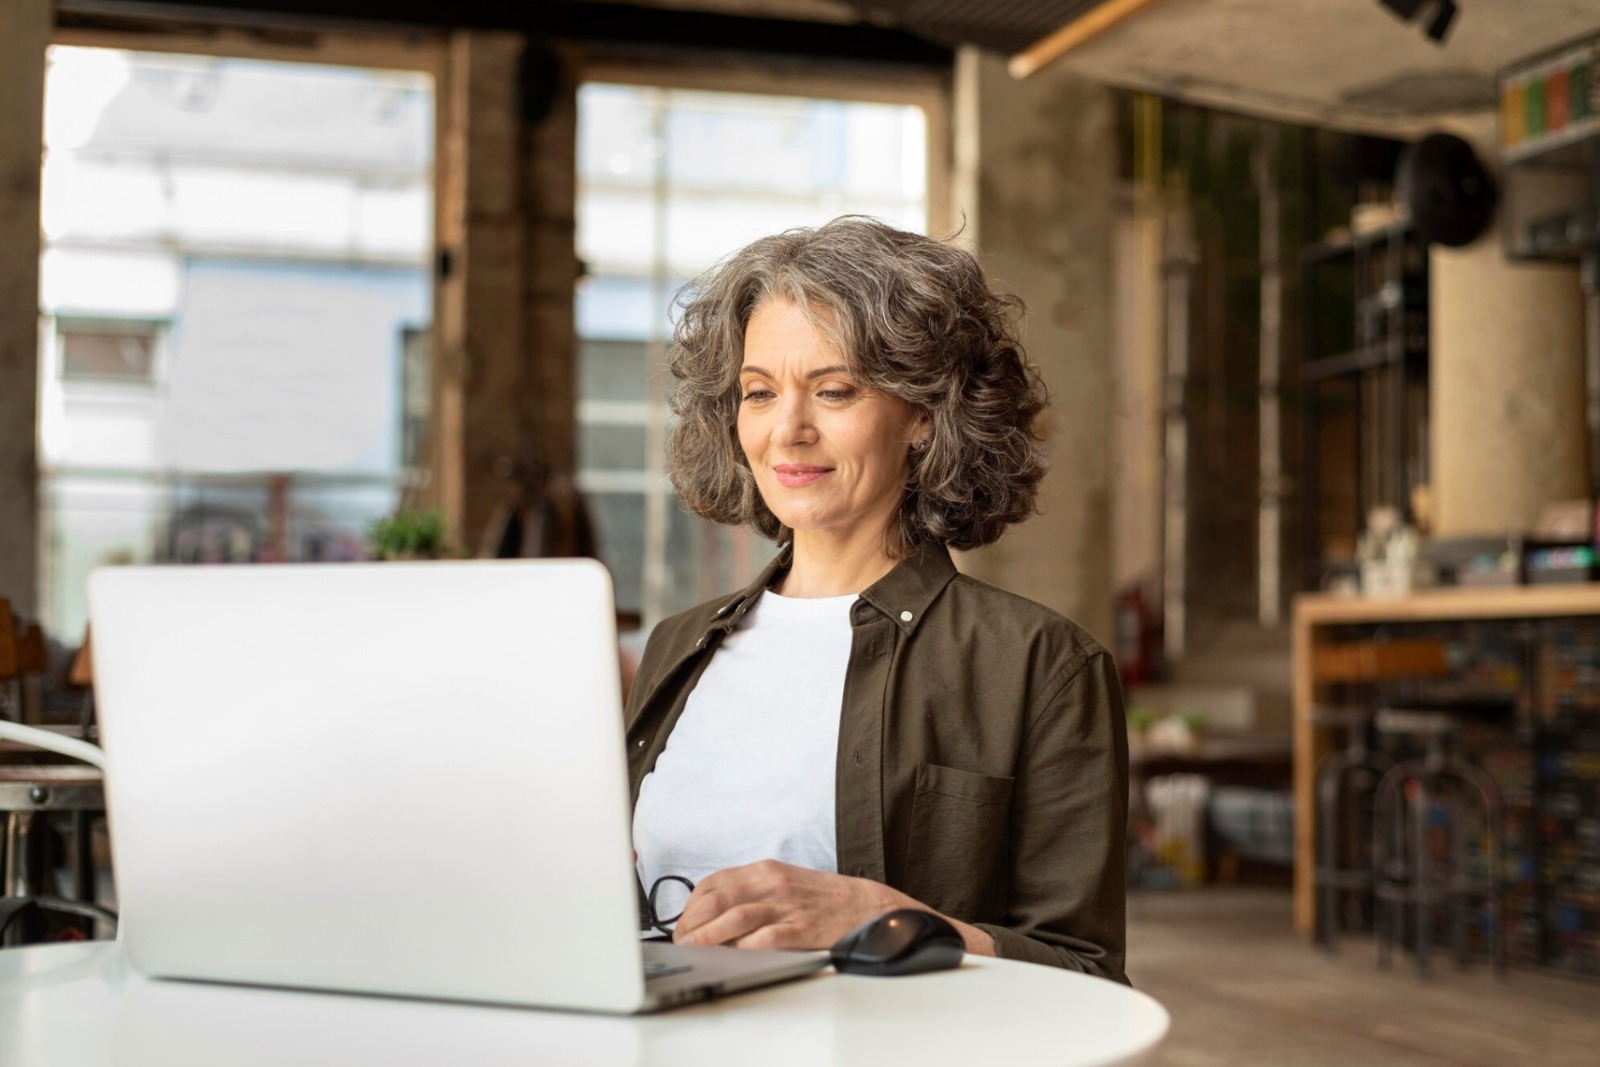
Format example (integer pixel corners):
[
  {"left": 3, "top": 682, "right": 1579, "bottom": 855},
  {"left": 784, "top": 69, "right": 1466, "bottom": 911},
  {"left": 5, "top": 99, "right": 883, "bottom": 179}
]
[
  {"left": 732, "top": 921, "right": 806, "bottom": 951},
  {"left": 675, "top": 860, "right": 791, "bottom": 932},
  {"left": 673, "top": 884, "right": 733, "bottom": 938},
  {"left": 676, "top": 901, "right": 779, "bottom": 947}
]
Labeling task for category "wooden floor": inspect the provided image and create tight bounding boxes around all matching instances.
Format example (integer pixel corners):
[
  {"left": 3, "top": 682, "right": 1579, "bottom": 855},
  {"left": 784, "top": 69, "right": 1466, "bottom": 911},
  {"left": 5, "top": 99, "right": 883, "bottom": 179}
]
[{"left": 1127, "top": 888, "right": 1598, "bottom": 1067}]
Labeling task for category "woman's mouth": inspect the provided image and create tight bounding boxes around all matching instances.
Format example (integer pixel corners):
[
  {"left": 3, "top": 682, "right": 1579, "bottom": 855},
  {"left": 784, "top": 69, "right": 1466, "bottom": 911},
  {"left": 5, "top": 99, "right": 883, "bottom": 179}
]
[{"left": 773, "top": 464, "right": 831, "bottom": 488}]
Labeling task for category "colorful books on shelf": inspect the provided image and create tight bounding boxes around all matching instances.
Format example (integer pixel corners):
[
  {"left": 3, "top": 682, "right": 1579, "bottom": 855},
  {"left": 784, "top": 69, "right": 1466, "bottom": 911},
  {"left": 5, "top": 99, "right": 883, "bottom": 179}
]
[{"left": 1501, "top": 37, "right": 1600, "bottom": 163}]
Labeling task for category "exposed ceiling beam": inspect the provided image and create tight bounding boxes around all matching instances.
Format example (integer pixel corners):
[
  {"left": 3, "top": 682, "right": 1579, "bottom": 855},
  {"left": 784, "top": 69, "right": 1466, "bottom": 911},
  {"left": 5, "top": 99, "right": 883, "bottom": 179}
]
[
  {"left": 999, "top": 0, "right": 1600, "bottom": 137},
  {"left": 1009, "top": 0, "right": 1169, "bottom": 79},
  {"left": 56, "top": 0, "right": 954, "bottom": 68}
]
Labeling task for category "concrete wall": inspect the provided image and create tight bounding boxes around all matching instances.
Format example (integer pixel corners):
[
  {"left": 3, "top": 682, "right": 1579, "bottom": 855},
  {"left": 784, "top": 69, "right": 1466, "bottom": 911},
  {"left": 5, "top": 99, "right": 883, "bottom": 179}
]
[
  {"left": 1431, "top": 118, "right": 1588, "bottom": 536},
  {"left": 0, "top": 0, "right": 49, "bottom": 616},
  {"left": 1432, "top": 243, "right": 1587, "bottom": 535},
  {"left": 951, "top": 48, "right": 1117, "bottom": 643}
]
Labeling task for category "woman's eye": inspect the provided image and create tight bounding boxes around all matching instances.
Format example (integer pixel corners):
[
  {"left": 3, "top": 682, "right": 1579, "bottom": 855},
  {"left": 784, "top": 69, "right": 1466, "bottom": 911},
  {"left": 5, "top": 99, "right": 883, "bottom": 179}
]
[
  {"left": 819, "top": 388, "right": 854, "bottom": 401},
  {"left": 741, "top": 389, "right": 773, "bottom": 402}
]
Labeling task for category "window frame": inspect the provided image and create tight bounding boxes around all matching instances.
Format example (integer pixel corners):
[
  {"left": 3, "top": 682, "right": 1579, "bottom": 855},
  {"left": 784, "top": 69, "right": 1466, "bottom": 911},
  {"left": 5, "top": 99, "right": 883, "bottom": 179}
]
[
  {"left": 572, "top": 58, "right": 951, "bottom": 625},
  {"left": 576, "top": 60, "right": 952, "bottom": 235},
  {"left": 52, "top": 314, "right": 170, "bottom": 389}
]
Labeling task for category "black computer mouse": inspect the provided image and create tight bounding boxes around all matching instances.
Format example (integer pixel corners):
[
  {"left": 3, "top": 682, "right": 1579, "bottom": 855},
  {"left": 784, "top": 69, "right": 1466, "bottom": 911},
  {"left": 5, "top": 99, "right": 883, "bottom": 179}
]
[{"left": 829, "top": 908, "right": 965, "bottom": 976}]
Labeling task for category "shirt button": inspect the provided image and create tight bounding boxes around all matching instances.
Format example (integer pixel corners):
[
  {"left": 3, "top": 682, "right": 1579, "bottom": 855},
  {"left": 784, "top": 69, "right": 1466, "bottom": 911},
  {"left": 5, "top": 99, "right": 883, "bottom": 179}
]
[
  {"left": 899, "top": 610, "right": 913, "bottom": 622},
  {"left": 637, "top": 739, "right": 646, "bottom": 748}
]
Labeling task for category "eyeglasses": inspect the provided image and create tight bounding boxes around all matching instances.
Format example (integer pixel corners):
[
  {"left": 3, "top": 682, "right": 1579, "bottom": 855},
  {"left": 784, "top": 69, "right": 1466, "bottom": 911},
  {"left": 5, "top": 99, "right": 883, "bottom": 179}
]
[{"left": 642, "top": 874, "right": 695, "bottom": 936}]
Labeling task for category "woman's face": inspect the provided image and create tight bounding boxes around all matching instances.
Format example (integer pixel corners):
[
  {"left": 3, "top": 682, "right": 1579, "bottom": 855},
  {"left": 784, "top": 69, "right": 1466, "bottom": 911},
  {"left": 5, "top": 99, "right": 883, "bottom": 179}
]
[{"left": 737, "top": 298, "right": 925, "bottom": 547}]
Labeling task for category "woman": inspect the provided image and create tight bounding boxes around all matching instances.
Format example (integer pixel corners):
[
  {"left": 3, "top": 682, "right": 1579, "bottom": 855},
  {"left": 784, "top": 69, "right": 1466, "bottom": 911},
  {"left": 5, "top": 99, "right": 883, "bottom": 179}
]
[{"left": 625, "top": 217, "right": 1128, "bottom": 983}]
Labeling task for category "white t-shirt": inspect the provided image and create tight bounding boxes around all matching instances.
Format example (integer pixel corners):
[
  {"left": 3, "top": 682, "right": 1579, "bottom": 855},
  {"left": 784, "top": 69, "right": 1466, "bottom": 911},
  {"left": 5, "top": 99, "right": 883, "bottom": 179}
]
[{"left": 632, "top": 589, "right": 855, "bottom": 923}]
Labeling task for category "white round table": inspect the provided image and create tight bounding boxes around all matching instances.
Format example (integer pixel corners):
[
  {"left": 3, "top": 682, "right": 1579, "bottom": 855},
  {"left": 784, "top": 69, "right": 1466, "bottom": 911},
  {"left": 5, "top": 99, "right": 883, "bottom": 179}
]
[{"left": 0, "top": 942, "right": 1169, "bottom": 1066}]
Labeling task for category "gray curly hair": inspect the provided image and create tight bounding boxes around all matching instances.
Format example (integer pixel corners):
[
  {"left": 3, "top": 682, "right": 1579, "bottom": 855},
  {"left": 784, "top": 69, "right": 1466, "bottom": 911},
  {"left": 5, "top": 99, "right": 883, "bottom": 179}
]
[{"left": 666, "top": 216, "right": 1048, "bottom": 553}]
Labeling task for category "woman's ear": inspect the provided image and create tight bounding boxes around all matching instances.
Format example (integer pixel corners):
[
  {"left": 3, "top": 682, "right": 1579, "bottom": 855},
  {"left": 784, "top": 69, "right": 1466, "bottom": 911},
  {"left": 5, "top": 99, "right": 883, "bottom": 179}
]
[{"left": 908, "top": 410, "right": 933, "bottom": 451}]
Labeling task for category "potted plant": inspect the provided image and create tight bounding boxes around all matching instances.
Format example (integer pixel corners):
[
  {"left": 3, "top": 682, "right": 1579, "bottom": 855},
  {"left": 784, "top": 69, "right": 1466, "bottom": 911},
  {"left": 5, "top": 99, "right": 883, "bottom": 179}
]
[
  {"left": 366, "top": 508, "right": 453, "bottom": 561},
  {"left": 1127, "top": 706, "right": 1157, "bottom": 755}
]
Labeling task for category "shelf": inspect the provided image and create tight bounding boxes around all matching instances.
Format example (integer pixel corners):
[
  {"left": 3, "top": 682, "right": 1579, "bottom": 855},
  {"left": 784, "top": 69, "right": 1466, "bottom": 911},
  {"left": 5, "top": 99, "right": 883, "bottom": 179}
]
[
  {"left": 1301, "top": 344, "right": 1420, "bottom": 381},
  {"left": 1294, "top": 583, "right": 1600, "bottom": 626},
  {"left": 1301, "top": 219, "right": 1415, "bottom": 265},
  {"left": 1501, "top": 124, "right": 1600, "bottom": 169},
  {"left": 1509, "top": 205, "right": 1598, "bottom": 263},
  {"left": 1355, "top": 283, "right": 1424, "bottom": 318},
  {"left": 1300, "top": 200, "right": 1430, "bottom": 596},
  {"left": 1308, "top": 637, "right": 1450, "bottom": 682},
  {"left": 1293, "top": 598, "right": 1600, "bottom": 976}
]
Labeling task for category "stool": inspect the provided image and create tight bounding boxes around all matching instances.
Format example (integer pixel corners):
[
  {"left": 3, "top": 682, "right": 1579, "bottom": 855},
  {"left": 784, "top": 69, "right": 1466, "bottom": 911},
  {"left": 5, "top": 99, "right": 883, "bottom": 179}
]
[
  {"left": 1311, "top": 705, "right": 1393, "bottom": 951},
  {"left": 0, "top": 765, "right": 118, "bottom": 946},
  {"left": 1371, "top": 709, "right": 1504, "bottom": 978}
]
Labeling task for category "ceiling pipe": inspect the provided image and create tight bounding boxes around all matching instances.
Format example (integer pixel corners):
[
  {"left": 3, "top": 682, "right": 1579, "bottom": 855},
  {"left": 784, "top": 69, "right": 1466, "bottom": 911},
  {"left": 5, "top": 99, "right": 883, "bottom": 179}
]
[{"left": 1008, "top": 0, "right": 1171, "bottom": 80}]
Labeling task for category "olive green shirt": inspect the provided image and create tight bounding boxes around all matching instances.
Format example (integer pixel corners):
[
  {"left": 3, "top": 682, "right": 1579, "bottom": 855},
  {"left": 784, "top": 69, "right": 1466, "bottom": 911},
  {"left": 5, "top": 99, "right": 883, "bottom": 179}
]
[{"left": 624, "top": 542, "right": 1129, "bottom": 984}]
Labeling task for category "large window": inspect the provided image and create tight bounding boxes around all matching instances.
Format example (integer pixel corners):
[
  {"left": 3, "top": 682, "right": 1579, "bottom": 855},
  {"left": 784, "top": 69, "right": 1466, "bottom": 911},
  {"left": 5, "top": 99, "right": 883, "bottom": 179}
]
[
  {"left": 38, "top": 46, "right": 434, "bottom": 642},
  {"left": 575, "top": 84, "right": 930, "bottom": 624}
]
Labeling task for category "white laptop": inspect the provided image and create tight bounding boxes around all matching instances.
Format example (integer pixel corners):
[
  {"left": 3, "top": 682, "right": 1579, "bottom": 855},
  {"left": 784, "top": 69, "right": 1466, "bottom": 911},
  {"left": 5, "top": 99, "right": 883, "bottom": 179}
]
[{"left": 87, "top": 559, "right": 825, "bottom": 1013}]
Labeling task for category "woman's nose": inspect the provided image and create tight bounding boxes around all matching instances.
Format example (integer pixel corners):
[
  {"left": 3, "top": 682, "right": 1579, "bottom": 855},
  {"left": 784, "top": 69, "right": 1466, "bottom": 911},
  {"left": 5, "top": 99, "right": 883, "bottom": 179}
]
[{"left": 774, "top": 394, "right": 816, "bottom": 444}]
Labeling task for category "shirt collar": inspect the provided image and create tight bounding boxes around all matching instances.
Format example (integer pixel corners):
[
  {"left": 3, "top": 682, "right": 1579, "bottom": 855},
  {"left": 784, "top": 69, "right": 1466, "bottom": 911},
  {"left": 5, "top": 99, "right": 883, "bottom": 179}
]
[
  {"left": 705, "top": 543, "right": 791, "bottom": 635},
  {"left": 858, "top": 541, "right": 958, "bottom": 636},
  {"left": 703, "top": 541, "right": 957, "bottom": 638}
]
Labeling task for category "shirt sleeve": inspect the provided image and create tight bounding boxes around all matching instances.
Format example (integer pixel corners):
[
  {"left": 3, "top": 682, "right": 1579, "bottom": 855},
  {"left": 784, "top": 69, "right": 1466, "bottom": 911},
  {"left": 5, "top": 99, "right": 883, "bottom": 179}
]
[{"left": 972, "top": 648, "right": 1130, "bottom": 984}]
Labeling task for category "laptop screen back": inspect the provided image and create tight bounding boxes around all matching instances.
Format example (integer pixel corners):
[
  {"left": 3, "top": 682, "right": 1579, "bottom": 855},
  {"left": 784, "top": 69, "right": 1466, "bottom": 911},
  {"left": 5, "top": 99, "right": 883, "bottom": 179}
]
[{"left": 88, "top": 559, "right": 646, "bottom": 1011}]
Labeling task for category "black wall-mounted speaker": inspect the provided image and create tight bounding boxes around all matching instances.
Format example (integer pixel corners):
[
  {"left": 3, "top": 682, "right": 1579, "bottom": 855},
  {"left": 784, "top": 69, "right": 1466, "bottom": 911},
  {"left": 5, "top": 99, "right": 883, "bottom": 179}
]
[{"left": 1397, "top": 132, "right": 1498, "bottom": 247}]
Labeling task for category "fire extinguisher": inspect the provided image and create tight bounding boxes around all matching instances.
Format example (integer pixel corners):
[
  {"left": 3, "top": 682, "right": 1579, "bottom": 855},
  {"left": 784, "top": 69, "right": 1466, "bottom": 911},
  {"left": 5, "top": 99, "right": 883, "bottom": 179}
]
[{"left": 1115, "top": 586, "right": 1148, "bottom": 688}]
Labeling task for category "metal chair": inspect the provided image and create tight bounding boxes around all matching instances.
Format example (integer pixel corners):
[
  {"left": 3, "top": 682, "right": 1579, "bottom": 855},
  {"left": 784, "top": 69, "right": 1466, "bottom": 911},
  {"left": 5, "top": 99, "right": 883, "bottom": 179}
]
[
  {"left": 0, "top": 606, "right": 116, "bottom": 946},
  {"left": 1311, "top": 704, "right": 1393, "bottom": 950},
  {"left": 1371, "top": 708, "right": 1504, "bottom": 978},
  {"left": 0, "top": 723, "right": 116, "bottom": 947}
]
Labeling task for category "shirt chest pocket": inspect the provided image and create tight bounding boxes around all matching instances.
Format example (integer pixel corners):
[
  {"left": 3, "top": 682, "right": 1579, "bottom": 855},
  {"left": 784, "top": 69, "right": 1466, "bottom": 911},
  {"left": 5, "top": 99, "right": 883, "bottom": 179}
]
[{"left": 904, "top": 762, "right": 1014, "bottom": 922}]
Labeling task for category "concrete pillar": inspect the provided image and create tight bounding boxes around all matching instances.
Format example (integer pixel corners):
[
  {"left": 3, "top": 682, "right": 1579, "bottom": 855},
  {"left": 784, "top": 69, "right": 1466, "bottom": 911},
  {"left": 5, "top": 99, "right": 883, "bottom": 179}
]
[
  {"left": 1431, "top": 121, "right": 1588, "bottom": 536},
  {"left": 520, "top": 45, "right": 580, "bottom": 481},
  {"left": 430, "top": 33, "right": 578, "bottom": 552},
  {"left": 0, "top": 0, "right": 48, "bottom": 615},
  {"left": 950, "top": 48, "right": 1117, "bottom": 642},
  {"left": 433, "top": 32, "right": 526, "bottom": 548}
]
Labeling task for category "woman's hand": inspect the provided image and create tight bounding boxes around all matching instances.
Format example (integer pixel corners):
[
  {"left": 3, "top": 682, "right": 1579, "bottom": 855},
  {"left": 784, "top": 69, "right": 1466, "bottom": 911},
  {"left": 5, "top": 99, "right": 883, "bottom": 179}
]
[{"left": 672, "top": 859, "right": 995, "bottom": 955}]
